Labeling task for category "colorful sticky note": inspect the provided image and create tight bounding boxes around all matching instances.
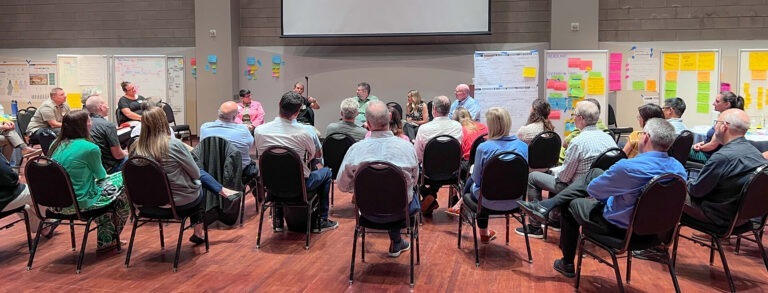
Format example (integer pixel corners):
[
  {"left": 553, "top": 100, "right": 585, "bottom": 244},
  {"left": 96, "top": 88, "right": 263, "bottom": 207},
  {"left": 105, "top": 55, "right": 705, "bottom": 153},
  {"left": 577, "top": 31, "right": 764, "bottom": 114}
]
[
  {"left": 568, "top": 58, "right": 581, "bottom": 68},
  {"left": 698, "top": 82, "right": 710, "bottom": 92},
  {"left": 632, "top": 81, "right": 645, "bottom": 90},
  {"left": 550, "top": 75, "right": 565, "bottom": 81},
  {"left": 609, "top": 72, "right": 621, "bottom": 81},
  {"left": 697, "top": 93, "right": 709, "bottom": 103},
  {"left": 664, "top": 53, "right": 680, "bottom": 71},
  {"left": 190, "top": 58, "right": 197, "bottom": 66},
  {"left": 549, "top": 110, "right": 562, "bottom": 120},
  {"left": 569, "top": 87, "right": 585, "bottom": 98},
  {"left": 588, "top": 72, "right": 602, "bottom": 78},
  {"left": 646, "top": 80, "right": 657, "bottom": 92},
  {"left": 721, "top": 82, "right": 730, "bottom": 92},
  {"left": 204, "top": 64, "right": 210, "bottom": 71},
  {"left": 580, "top": 60, "right": 593, "bottom": 71},
  {"left": 665, "top": 81, "right": 677, "bottom": 91},
  {"left": 211, "top": 64, "right": 217, "bottom": 69},
  {"left": 546, "top": 79, "right": 555, "bottom": 89},
  {"left": 749, "top": 52, "right": 768, "bottom": 71},
  {"left": 609, "top": 80, "right": 622, "bottom": 91},
  {"left": 554, "top": 81, "right": 567, "bottom": 91},
  {"left": 587, "top": 78, "right": 605, "bottom": 95},
  {"left": 246, "top": 57, "right": 256, "bottom": 65},
  {"left": 698, "top": 52, "right": 715, "bottom": 71},
  {"left": 610, "top": 53, "right": 623, "bottom": 63},
  {"left": 256, "top": 59, "right": 262, "bottom": 67},
  {"left": 272, "top": 55, "right": 281, "bottom": 64},
  {"left": 697, "top": 71, "right": 711, "bottom": 82},
  {"left": 568, "top": 79, "right": 582, "bottom": 89},
  {"left": 522, "top": 67, "right": 536, "bottom": 78},
  {"left": 680, "top": 53, "right": 697, "bottom": 71},
  {"left": 665, "top": 71, "right": 678, "bottom": 81},
  {"left": 207, "top": 55, "right": 217, "bottom": 63},
  {"left": 752, "top": 70, "right": 767, "bottom": 80},
  {"left": 696, "top": 103, "right": 709, "bottom": 113},
  {"left": 570, "top": 73, "right": 583, "bottom": 80},
  {"left": 609, "top": 63, "right": 621, "bottom": 71},
  {"left": 665, "top": 90, "right": 677, "bottom": 99}
]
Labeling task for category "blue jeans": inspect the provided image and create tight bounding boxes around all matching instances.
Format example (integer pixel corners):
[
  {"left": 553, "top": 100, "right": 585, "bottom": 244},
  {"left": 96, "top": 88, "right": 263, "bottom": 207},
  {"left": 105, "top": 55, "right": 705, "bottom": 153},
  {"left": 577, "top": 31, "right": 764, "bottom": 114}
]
[
  {"left": 199, "top": 169, "right": 223, "bottom": 194},
  {"left": 107, "top": 157, "right": 129, "bottom": 174},
  {"left": 305, "top": 167, "right": 332, "bottom": 219}
]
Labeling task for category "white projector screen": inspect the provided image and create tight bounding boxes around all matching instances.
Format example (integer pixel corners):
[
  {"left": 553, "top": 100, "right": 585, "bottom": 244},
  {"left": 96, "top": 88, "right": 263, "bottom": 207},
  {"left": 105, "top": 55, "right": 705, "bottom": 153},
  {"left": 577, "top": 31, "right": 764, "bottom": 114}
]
[{"left": 281, "top": 0, "right": 490, "bottom": 37}]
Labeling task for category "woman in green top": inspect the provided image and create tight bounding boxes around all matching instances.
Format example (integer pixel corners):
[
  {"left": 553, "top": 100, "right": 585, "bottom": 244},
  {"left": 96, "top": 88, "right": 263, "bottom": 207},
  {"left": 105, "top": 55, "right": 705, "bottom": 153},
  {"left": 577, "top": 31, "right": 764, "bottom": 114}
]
[{"left": 49, "top": 110, "right": 130, "bottom": 251}]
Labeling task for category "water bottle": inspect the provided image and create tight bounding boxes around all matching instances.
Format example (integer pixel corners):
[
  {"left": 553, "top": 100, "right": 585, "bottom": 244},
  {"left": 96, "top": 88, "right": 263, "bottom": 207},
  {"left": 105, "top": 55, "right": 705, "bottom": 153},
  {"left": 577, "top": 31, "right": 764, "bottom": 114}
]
[
  {"left": 10, "top": 100, "right": 17, "bottom": 116},
  {"left": 0, "top": 102, "right": 5, "bottom": 115}
]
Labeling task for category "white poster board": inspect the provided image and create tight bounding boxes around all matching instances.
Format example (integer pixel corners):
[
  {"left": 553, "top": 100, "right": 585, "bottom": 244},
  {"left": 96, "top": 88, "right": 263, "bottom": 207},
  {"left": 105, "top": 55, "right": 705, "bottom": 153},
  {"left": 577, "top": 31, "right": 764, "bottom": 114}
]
[
  {"left": 114, "top": 55, "right": 167, "bottom": 103},
  {"left": 167, "top": 56, "right": 185, "bottom": 124},
  {"left": 659, "top": 49, "right": 720, "bottom": 127},
  {"left": 0, "top": 63, "right": 57, "bottom": 112},
  {"left": 57, "top": 55, "right": 110, "bottom": 110},
  {"left": 473, "top": 50, "right": 539, "bottom": 128}
]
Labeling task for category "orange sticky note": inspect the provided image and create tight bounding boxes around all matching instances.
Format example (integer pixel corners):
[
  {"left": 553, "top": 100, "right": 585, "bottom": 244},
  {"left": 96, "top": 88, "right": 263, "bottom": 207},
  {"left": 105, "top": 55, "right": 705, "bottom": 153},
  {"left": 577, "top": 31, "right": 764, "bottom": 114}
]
[
  {"left": 665, "top": 71, "right": 678, "bottom": 81},
  {"left": 753, "top": 70, "right": 767, "bottom": 80},
  {"left": 646, "top": 80, "right": 657, "bottom": 92},
  {"left": 697, "top": 71, "right": 710, "bottom": 82}
]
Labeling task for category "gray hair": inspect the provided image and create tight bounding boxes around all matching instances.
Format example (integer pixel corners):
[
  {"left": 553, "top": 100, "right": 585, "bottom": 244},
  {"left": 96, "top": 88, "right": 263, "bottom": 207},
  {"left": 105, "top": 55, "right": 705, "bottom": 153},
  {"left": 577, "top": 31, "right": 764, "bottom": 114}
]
[
  {"left": 664, "top": 97, "right": 686, "bottom": 117},
  {"left": 218, "top": 105, "right": 238, "bottom": 121},
  {"left": 340, "top": 97, "right": 359, "bottom": 120},
  {"left": 575, "top": 101, "right": 599, "bottom": 125},
  {"left": 722, "top": 109, "right": 749, "bottom": 135},
  {"left": 84, "top": 94, "right": 104, "bottom": 113},
  {"left": 433, "top": 95, "right": 451, "bottom": 116},
  {"left": 365, "top": 100, "right": 389, "bottom": 129},
  {"left": 643, "top": 118, "right": 676, "bottom": 151}
]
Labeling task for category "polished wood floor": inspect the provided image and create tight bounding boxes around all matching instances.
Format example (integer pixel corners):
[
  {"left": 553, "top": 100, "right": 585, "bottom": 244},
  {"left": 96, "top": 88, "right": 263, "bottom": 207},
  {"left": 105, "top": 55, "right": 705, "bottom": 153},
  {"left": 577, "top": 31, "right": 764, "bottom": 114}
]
[{"left": 2, "top": 184, "right": 768, "bottom": 292}]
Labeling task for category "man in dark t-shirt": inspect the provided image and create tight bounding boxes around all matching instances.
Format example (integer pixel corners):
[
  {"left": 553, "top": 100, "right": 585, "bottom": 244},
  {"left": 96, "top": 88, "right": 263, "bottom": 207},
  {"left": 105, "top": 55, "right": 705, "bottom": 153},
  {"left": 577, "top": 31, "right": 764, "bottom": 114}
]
[{"left": 85, "top": 95, "right": 127, "bottom": 173}]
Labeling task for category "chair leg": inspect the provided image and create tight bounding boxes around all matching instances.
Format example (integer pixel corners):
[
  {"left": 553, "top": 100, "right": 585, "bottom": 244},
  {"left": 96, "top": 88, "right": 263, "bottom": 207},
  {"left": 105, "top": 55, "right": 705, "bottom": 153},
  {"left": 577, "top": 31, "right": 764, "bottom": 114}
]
[
  {"left": 26, "top": 220, "right": 46, "bottom": 270},
  {"left": 125, "top": 217, "right": 140, "bottom": 268},
  {"left": 735, "top": 235, "right": 742, "bottom": 254},
  {"left": 304, "top": 207, "right": 312, "bottom": 250},
  {"left": 520, "top": 214, "right": 533, "bottom": 263},
  {"left": 69, "top": 220, "right": 76, "bottom": 251},
  {"left": 575, "top": 236, "right": 585, "bottom": 289},
  {"left": 415, "top": 221, "right": 421, "bottom": 265},
  {"left": 21, "top": 209, "right": 32, "bottom": 252},
  {"left": 664, "top": 249, "right": 682, "bottom": 293},
  {"left": 609, "top": 251, "right": 625, "bottom": 293},
  {"left": 76, "top": 219, "right": 94, "bottom": 274},
  {"left": 203, "top": 212, "right": 210, "bottom": 253},
  {"left": 671, "top": 226, "right": 682, "bottom": 267},
  {"left": 505, "top": 214, "right": 510, "bottom": 245},
  {"left": 410, "top": 225, "right": 415, "bottom": 288},
  {"left": 330, "top": 180, "right": 335, "bottom": 208},
  {"left": 457, "top": 206, "right": 463, "bottom": 248},
  {"left": 349, "top": 226, "right": 359, "bottom": 285},
  {"left": 173, "top": 217, "right": 187, "bottom": 272},
  {"left": 256, "top": 205, "right": 267, "bottom": 249},
  {"left": 626, "top": 250, "right": 633, "bottom": 284},
  {"left": 158, "top": 221, "right": 165, "bottom": 250},
  {"left": 361, "top": 227, "right": 366, "bottom": 263},
  {"left": 713, "top": 238, "right": 737, "bottom": 293},
  {"left": 709, "top": 237, "right": 716, "bottom": 265},
  {"left": 471, "top": 217, "right": 479, "bottom": 267},
  {"left": 239, "top": 193, "right": 246, "bottom": 227},
  {"left": 753, "top": 230, "right": 768, "bottom": 272}
]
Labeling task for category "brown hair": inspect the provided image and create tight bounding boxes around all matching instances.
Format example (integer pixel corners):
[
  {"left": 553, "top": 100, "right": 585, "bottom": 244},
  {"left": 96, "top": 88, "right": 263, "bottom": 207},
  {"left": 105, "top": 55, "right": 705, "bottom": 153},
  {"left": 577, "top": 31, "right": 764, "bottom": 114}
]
[{"left": 48, "top": 110, "right": 91, "bottom": 155}]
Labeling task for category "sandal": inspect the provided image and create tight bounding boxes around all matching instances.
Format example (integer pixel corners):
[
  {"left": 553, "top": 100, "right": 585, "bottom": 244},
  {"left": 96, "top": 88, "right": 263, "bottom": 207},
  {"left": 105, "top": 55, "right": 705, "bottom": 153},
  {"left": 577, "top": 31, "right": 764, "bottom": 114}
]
[{"left": 96, "top": 240, "right": 127, "bottom": 252}]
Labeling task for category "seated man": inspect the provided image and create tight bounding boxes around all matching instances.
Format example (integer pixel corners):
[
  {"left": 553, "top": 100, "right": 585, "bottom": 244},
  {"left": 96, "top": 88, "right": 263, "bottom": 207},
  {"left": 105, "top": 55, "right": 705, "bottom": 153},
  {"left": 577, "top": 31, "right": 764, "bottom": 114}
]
[
  {"left": 85, "top": 95, "right": 128, "bottom": 174},
  {"left": 520, "top": 100, "right": 616, "bottom": 238},
  {"left": 325, "top": 97, "right": 367, "bottom": 142},
  {"left": 663, "top": 97, "right": 687, "bottom": 134},
  {"left": 685, "top": 109, "right": 767, "bottom": 236},
  {"left": 558, "top": 98, "right": 608, "bottom": 164},
  {"left": 293, "top": 82, "right": 320, "bottom": 126},
  {"left": 519, "top": 118, "right": 686, "bottom": 277},
  {"left": 0, "top": 118, "right": 40, "bottom": 161},
  {"left": 26, "top": 87, "right": 71, "bottom": 154},
  {"left": 414, "top": 95, "right": 463, "bottom": 216},
  {"left": 254, "top": 91, "right": 338, "bottom": 233},
  {"left": 336, "top": 101, "right": 419, "bottom": 257},
  {"left": 200, "top": 101, "right": 259, "bottom": 183}
]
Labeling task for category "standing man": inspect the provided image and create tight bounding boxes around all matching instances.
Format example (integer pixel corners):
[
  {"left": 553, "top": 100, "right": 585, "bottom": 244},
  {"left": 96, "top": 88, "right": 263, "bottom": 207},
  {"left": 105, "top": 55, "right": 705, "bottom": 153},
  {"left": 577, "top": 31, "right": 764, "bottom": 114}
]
[
  {"left": 293, "top": 82, "right": 320, "bottom": 126},
  {"left": 85, "top": 95, "right": 127, "bottom": 174},
  {"left": 353, "top": 82, "right": 378, "bottom": 126},
  {"left": 325, "top": 97, "right": 367, "bottom": 142},
  {"left": 201, "top": 101, "right": 258, "bottom": 183},
  {"left": 235, "top": 89, "right": 265, "bottom": 132},
  {"left": 663, "top": 97, "right": 687, "bottom": 134},
  {"left": 27, "top": 87, "right": 71, "bottom": 154},
  {"left": 254, "top": 91, "right": 338, "bottom": 233},
  {"left": 117, "top": 81, "right": 147, "bottom": 124},
  {"left": 449, "top": 84, "right": 480, "bottom": 121},
  {"left": 336, "top": 101, "right": 419, "bottom": 257}
]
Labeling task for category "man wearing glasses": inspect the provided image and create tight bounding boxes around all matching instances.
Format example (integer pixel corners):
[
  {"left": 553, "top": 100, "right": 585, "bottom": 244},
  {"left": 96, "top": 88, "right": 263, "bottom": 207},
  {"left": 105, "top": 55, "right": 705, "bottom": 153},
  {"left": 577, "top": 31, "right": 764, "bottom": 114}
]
[{"left": 663, "top": 97, "right": 687, "bottom": 134}]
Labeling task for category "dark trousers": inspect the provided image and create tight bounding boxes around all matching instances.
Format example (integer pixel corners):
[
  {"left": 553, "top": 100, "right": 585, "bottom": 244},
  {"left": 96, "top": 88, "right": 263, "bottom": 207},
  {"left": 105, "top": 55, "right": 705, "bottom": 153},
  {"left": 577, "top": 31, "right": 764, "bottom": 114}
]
[
  {"left": 540, "top": 168, "right": 604, "bottom": 211},
  {"left": 560, "top": 198, "right": 625, "bottom": 264}
]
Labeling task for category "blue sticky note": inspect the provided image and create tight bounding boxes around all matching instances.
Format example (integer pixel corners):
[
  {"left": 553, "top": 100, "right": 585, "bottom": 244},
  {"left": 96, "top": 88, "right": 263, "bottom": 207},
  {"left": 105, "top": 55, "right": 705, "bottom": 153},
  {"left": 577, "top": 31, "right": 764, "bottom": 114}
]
[
  {"left": 272, "top": 55, "right": 281, "bottom": 64},
  {"left": 212, "top": 69, "right": 217, "bottom": 74},
  {"left": 246, "top": 57, "right": 256, "bottom": 65},
  {"left": 204, "top": 64, "right": 210, "bottom": 71},
  {"left": 207, "top": 55, "right": 217, "bottom": 63},
  {"left": 257, "top": 59, "right": 262, "bottom": 67},
  {"left": 244, "top": 70, "right": 249, "bottom": 76},
  {"left": 247, "top": 75, "right": 252, "bottom": 80}
]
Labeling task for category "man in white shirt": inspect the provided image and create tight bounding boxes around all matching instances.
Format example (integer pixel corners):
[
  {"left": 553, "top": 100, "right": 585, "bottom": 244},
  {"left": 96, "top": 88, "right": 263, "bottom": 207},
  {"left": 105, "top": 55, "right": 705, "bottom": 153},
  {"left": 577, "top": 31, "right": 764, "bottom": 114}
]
[{"left": 414, "top": 95, "right": 463, "bottom": 216}]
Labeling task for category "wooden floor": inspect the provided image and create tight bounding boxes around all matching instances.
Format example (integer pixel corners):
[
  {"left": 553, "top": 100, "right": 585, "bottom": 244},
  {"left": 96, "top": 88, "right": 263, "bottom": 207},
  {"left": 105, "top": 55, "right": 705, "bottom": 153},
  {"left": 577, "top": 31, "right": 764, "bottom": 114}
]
[{"left": 1, "top": 185, "right": 768, "bottom": 292}]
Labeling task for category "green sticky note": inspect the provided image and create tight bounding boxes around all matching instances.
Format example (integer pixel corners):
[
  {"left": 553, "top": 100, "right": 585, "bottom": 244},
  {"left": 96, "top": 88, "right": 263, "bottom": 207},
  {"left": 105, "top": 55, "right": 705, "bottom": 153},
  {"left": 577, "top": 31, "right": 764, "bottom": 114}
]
[
  {"left": 569, "top": 80, "right": 582, "bottom": 89},
  {"left": 697, "top": 93, "right": 709, "bottom": 103},
  {"left": 665, "top": 90, "right": 677, "bottom": 99},
  {"left": 588, "top": 72, "right": 602, "bottom": 78},
  {"left": 698, "top": 82, "right": 710, "bottom": 92},
  {"left": 550, "top": 93, "right": 563, "bottom": 98},
  {"left": 570, "top": 74, "right": 583, "bottom": 80},
  {"left": 632, "top": 81, "right": 645, "bottom": 90},
  {"left": 665, "top": 81, "right": 677, "bottom": 91},
  {"left": 569, "top": 88, "right": 585, "bottom": 97},
  {"left": 697, "top": 103, "right": 709, "bottom": 113},
  {"left": 551, "top": 75, "right": 565, "bottom": 81}
]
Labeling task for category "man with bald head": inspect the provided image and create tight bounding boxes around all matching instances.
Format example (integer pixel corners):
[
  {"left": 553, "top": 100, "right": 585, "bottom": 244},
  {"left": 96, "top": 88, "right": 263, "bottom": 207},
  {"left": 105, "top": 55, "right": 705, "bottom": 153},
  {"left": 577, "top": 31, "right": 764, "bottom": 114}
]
[
  {"left": 336, "top": 100, "right": 419, "bottom": 257},
  {"left": 85, "top": 94, "right": 127, "bottom": 173},
  {"left": 200, "top": 101, "right": 257, "bottom": 181},
  {"left": 448, "top": 84, "right": 480, "bottom": 121},
  {"left": 685, "top": 108, "right": 767, "bottom": 230}
]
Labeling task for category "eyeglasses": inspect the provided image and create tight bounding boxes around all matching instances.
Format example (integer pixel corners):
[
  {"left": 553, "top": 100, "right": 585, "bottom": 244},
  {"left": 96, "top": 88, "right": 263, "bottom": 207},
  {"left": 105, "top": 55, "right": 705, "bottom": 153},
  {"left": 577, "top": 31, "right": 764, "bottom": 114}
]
[{"left": 714, "top": 120, "right": 729, "bottom": 126}]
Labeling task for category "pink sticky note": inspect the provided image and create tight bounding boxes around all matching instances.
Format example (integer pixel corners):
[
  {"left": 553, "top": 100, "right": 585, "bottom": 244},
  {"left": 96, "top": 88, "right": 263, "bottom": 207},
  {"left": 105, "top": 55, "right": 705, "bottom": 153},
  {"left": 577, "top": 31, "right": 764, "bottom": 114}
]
[
  {"left": 546, "top": 79, "right": 555, "bottom": 89},
  {"left": 610, "top": 53, "right": 623, "bottom": 63},
  {"left": 609, "top": 80, "right": 622, "bottom": 91},
  {"left": 549, "top": 110, "right": 562, "bottom": 120},
  {"left": 190, "top": 58, "right": 197, "bottom": 66},
  {"left": 609, "top": 72, "right": 621, "bottom": 81},
  {"left": 554, "top": 81, "right": 568, "bottom": 91},
  {"left": 568, "top": 58, "right": 581, "bottom": 68},
  {"left": 580, "top": 60, "right": 593, "bottom": 71},
  {"left": 609, "top": 63, "right": 621, "bottom": 71},
  {"left": 720, "top": 82, "right": 731, "bottom": 92}
]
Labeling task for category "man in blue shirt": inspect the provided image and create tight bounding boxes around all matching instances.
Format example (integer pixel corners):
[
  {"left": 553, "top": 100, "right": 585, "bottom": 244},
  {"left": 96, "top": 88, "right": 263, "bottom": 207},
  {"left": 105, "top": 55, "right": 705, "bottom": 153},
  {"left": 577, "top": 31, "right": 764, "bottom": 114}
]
[
  {"left": 519, "top": 118, "right": 686, "bottom": 278},
  {"left": 448, "top": 84, "right": 480, "bottom": 121},
  {"left": 200, "top": 101, "right": 258, "bottom": 182}
]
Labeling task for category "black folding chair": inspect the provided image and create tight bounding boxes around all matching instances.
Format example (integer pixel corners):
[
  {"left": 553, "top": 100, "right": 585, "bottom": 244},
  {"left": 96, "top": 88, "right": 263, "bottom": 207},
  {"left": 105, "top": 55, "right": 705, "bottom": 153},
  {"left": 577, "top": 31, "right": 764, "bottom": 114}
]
[
  {"left": 528, "top": 131, "right": 562, "bottom": 170},
  {"left": 672, "top": 164, "right": 768, "bottom": 293},
  {"left": 458, "top": 151, "right": 533, "bottom": 266},
  {"left": 349, "top": 161, "right": 420, "bottom": 287},
  {"left": 0, "top": 205, "right": 32, "bottom": 253},
  {"left": 160, "top": 102, "right": 191, "bottom": 143},
  {"left": 608, "top": 104, "right": 633, "bottom": 143},
  {"left": 322, "top": 132, "right": 356, "bottom": 207},
  {"left": 17, "top": 107, "right": 36, "bottom": 145},
  {"left": 420, "top": 135, "right": 462, "bottom": 208},
  {"left": 257, "top": 146, "right": 319, "bottom": 250},
  {"left": 25, "top": 156, "right": 120, "bottom": 274},
  {"left": 122, "top": 156, "right": 209, "bottom": 272},
  {"left": 590, "top": 147, "right": 627, "bottom": 171},
  {"left": 463, "top": 133, "right": 487, "bottom": 182},
  {"left": 575, "top": 173, "right": 687, "bottom": 293},
  {"left": 667, "top": 130, "right": 693, "bottom": 166}
]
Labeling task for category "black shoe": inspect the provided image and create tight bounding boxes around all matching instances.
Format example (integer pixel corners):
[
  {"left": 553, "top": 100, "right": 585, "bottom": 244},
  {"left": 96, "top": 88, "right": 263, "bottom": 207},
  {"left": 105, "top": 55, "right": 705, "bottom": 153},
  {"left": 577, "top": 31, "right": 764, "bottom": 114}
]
[
  {"left": 43, "top": 220, "right": 61, "bottom": 239},
  {"left": 517, "top": 200, "right": 549, "bottom": 222},
  {"left": 312, "top": 218, "right": 339, "bottom": 233},
  {"left": 515, "top": 224, "right": 544, "bottom": 239},
  {"left": 189, "top": 234, "right": 205, "bottom": 245},
  {"left": 554, "top": 259, "right": 575, "bottom": 278},
  {"left": 631, "top": 247, "right": 667, "bottom": 262},
  {"left": 273, "top": 218, "right": 284, "bottom": 233},
  {"left": 544, "top": 219, "right": 561, "bottom": 232},
  {"left": 388, "top": 240, "right": 411, "bottom": 258}
]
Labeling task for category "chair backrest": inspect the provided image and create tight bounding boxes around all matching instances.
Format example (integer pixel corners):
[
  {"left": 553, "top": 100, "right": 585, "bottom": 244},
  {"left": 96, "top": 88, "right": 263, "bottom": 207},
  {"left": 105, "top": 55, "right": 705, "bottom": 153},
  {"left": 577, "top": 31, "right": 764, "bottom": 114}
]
[
  {"left": 479, "top": 151, "right": 529, "bottom": 203},
  {"left": 322, "top": 132, "right": 356, "bottom": 178},
  {"left": 629, "top": 174, "right": 687, "bottom": 244},
  {"left": 122, "top": 156, "right": 179, "bottom": 219},
  {"left": 353, "top": 161, "right": 409, "bottom": 222},
  {"left": 422, "top": 135, "right": 462, "bottom": 182},
  {"left": 590, "top": 147, "right": 627, "bottom": 170},
  {"left": 24, "top": 156, "right": 80, "bottom": 219},
  {"left": 668, "top": 130, "right": 693, "bottom": 166},
  {"left": 528, "top": 131, "right": 562, "bottom": 169},
  {"left": 160, "top": 102, "right": 177, "bottom": 126},
  {"left": 467, "top": 133, "right": 487, "bottom": 167},
  {"left": 259, "top": 146, "right": 309, "bottom": 202},
  {"left": 386, "top": 102, "right": 403, "bottom": 118},
  {"left": 608, "top": 104, "right": 617, "bottom": 127},
  {"left": 730, "top": 164, "right": 768, "bottom": 232},
  {"left": 17, "top": 107, "right": 35, "bottom": 138}
]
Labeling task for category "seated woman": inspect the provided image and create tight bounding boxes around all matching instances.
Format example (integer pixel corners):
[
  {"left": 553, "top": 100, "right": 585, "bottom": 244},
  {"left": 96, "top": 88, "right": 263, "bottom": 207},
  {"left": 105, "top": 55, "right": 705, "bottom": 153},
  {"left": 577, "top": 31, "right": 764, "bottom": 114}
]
[
  {"left": 49, "top": 110, "right": 130, "bottom": 251},
  {"left": 454, "top": 107, "right": 488, "bottom": 181},
  {"left": 622, "top": 103, "right": 664, "bottom": 158},
  {"left": 235, "top": 89, "right": 265, "bottom": 132},
  {"left": 130, "top": 108, "right": 239, "bottom": 244},
  {"left": 690, "top": 91, "right": 745, "bottom": 163},
  {"left": 117, "top": 81, "right": 147, "bottom": 125},
  {"left": 403, "top": 90, "right": 429, "bottom": 140},
  {"left": 517, "top": 99, "right": 555, "bottom": 144},
  {"left": 446, "top": 107, "right": 527, "bottom": 242},
  {"left": 365, "top": 104, "right": 410, "bottom": 142}
]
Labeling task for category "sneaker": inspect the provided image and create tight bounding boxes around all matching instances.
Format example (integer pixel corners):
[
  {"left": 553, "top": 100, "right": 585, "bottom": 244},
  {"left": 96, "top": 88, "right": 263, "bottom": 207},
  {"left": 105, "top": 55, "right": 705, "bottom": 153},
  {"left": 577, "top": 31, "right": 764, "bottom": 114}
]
[
  {"left": 445, "top": 206, "right": 460, "bottom": 217},
  {"left": 553, "top": 259, "right": 576, "bottom": 278},
  {"left": 312, "top": 218, "right": 339, "bottom": 233},
  {"left": 631, "top": 247, "right": 666, "bottom": 262},
  {"left": 544, "top": 219, "right": 561, "bottom": 232},
  {"left": 515, "top": 224, "right": 544, "bottom": 239},
  {"left": 388, "top": 240, "right": 411, "bottom": 257},
  {"left": 481, "top": 229, "right": 497, "bottom": 244}
]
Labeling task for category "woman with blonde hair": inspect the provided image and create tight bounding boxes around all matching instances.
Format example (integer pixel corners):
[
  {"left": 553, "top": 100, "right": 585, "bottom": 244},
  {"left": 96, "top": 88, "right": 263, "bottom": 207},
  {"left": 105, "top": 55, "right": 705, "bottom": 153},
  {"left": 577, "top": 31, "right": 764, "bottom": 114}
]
[{"left": 403, "top": 90, "right": 429, "bottom": 140}]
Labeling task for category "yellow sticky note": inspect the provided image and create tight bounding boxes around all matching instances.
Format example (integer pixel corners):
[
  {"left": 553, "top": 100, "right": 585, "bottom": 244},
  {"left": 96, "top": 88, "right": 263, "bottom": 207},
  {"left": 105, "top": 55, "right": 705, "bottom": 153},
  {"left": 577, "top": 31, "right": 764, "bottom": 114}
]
[
  {"left": 646, "top": 80, "right": 657, "bottom": 92},
  {"left": 752, "top": 70, "right": 767, "bottom": 80},
  {"left": 698, "top": 52, "right": 715, "bottom": 71},
  {"left": 697, "top": 71, "right": 710, "bottom": 82},
  {"left": 522, "top": 67, "right": 536, "bottom": 78},
  {"left": 665, "top": 71, "right": 678, "bottom": 81},
  {"left": 587, "top": 77, "right": 605, "bottom": 95},
  {"left": 680, "top": 53, "right": 698, "bottom": 71},
  {"left": 664, "top": 53, "right": 680, "bottom": 71},
  {"left": 749, "top": 52, "right": 768, "bottom": 71},
  {"left": 66, "top": 93, "right": 82, "bottom": 110}
]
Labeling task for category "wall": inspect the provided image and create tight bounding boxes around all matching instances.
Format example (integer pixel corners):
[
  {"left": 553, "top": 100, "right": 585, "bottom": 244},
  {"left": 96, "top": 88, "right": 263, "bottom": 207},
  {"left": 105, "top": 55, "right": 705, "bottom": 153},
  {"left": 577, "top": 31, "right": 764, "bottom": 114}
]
[
  {"left": 0, "top": 0, "right": 195, "bottom": 48},
  {"left": 240, "top": 0, "right": 551, "bottom": 46},
  {"left": 600, "top": 0, "right": 768, "bottom": 42},
  {"left": 551, "top": 0, "right": 599, "bottom": 49}
]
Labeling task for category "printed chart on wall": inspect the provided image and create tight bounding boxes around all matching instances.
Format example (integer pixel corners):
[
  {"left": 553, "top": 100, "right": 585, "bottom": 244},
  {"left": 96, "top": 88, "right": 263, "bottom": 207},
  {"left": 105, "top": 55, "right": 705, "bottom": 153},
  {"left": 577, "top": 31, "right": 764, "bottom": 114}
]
[
  {"left": 659, "top": 49, "right": 720, "bottom": 127},
  {"left": 473, "top": 50, "right": 539, "bottom": 126},
  {"left": 545, "top": 50, "right": 608, "bottom": 137},
  {"left": 57, "top": 55, "right": 110, "bottom": 110},
  {"left": 114, "top": 56, "right": 167, "bottom": 104},
  {"left": 738, "top": 49, "right": 768, "bottom": 128},
  {"left": 167, "top": 56, "right": 185, "bottom": 125},
  {"left": 625, "top": 47, "right": 659, "bottom": 92},
  {"left": 0, "top": 63, "right": 56, "bottom": 111}
]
